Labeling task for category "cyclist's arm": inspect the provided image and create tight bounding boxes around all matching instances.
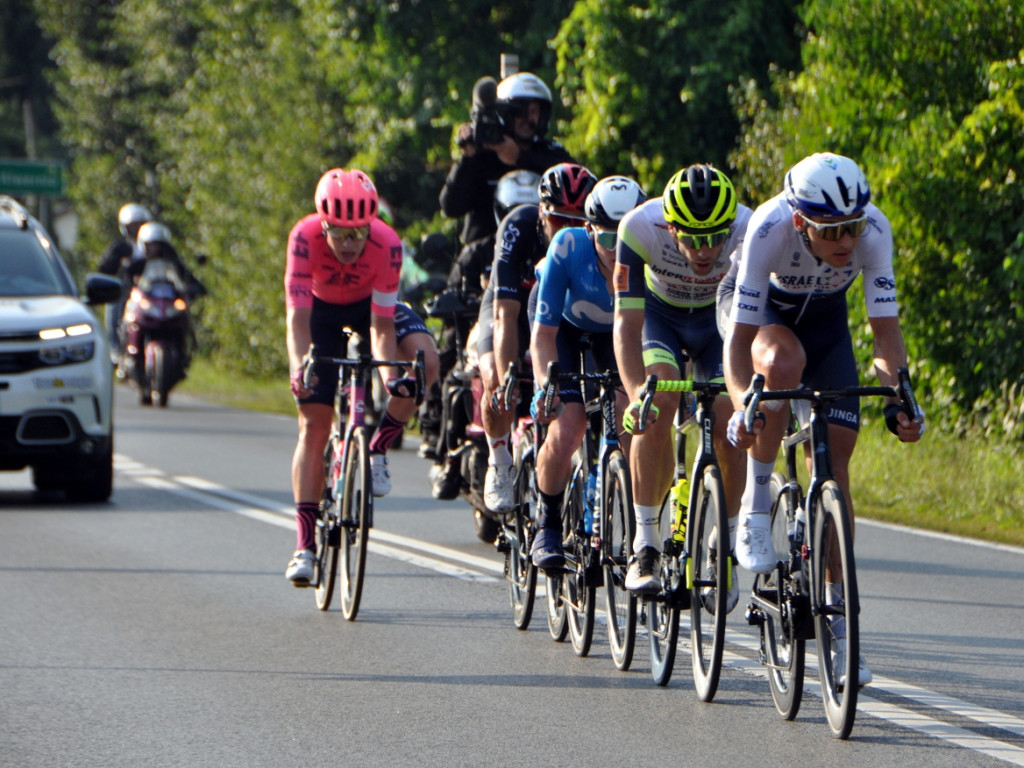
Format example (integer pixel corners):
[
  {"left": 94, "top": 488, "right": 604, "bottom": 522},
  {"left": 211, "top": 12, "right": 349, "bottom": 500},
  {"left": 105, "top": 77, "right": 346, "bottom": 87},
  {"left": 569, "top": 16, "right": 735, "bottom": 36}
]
[
  {"left": 723, "top": 320, "right": 759, "bottom": 412},
  {"left": 612, "top": 242, "right": 648, "bottom": 400},
  {"left": 370, "top": 311, "right": 400, "bottom": 382},
  {"left": 494, "top": 296, "right": 521, "bottom": 382},
  {"left": 530, "top": 322, "right": 559, "bottom": 391},
  {"left": 286, "top": 305, "right": 313, "bottom": 374}
]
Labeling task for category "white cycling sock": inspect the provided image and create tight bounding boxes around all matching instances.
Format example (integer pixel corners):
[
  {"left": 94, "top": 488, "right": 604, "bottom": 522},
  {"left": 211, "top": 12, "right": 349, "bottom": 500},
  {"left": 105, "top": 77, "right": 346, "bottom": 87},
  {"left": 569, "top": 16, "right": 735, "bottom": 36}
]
[
  {"left": 633, "top": 503, "right": 661, "bottom": 552},
  {"left": 487, "top": 433, "right": 513, "bottom": 466},
  {"left": 741, "top": 457, "right": 776, "bottom": 518}
]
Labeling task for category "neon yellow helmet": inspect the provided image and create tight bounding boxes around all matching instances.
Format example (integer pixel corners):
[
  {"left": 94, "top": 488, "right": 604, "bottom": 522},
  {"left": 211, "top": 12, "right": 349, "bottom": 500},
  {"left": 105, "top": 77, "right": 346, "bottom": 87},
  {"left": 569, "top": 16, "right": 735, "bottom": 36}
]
[{"left": 662, "top": 164, "right": 737, "bottom": 232}]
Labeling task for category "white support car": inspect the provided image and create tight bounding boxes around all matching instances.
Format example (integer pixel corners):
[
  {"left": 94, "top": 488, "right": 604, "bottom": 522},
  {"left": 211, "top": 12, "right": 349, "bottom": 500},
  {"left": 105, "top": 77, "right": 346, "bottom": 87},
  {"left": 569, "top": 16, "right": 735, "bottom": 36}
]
[{"left": 0, "top": 196, "right": 122, "bottom": 501}]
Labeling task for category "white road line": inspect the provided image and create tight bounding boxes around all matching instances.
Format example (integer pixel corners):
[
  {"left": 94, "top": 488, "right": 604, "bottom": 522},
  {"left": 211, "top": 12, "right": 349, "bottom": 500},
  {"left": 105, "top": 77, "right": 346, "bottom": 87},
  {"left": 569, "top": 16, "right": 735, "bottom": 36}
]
[{"left": 120, "top": 456, "right": 1024, "bottom": 761}]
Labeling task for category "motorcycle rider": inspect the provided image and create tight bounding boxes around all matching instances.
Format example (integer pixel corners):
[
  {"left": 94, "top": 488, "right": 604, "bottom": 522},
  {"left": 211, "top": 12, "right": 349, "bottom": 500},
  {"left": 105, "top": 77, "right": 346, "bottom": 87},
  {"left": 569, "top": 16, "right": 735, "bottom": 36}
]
[
  {"left": 98, "top": 203, "right": 151, "bottom": 360},
  {"left": 284, "top": 168, "right": 440, "bottom": 586}
]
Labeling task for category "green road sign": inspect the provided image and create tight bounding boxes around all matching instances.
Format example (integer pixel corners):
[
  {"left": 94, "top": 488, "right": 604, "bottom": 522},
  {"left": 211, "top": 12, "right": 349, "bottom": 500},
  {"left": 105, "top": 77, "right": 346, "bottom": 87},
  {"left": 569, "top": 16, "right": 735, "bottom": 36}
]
[{"left": 0, "top": 159, "right": 66, "bottom": 196}]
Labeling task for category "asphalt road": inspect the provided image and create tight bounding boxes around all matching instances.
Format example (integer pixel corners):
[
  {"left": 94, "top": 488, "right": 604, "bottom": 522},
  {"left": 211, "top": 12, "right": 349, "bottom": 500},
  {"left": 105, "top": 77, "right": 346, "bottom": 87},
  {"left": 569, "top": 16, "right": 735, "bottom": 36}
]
[{"left": 2, "top": 386, "right": 1023, "bottom": 767}]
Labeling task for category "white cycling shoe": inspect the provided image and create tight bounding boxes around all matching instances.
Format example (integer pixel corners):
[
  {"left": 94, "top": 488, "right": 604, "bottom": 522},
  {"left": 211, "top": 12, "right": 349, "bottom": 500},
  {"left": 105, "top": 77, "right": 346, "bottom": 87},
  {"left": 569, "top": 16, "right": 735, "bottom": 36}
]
[{"left": 735, "top": 510, "right": 774, "bottom": 574}]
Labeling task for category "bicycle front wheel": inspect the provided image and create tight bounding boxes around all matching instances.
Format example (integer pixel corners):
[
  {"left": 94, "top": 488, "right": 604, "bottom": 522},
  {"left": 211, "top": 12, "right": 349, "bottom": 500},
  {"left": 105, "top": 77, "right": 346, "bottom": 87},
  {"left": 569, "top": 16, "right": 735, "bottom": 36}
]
[
  {"left": 603, "top": 450, "right": 636, "bottom": 671},
  {"left": 565, "top": 466, "right": 595, "bottom": 657},
  {"left": 761, "top": 471, "right": 805, "bottom": 720},
  {"left": 508, "top": 428, "right": 538, "bottom": 630},
  {"left": 813, "top": 480, "right": 859, "bottom": 739},
  {"left": 689, "top": 464, "right": 729, "bottom": 702},
  {"left": 649, "top": 493, "right": 680, "bottom": 686},
  {"left": 339, "top": 427, "right": 372, "bottom": 621},
  {"left": 314, "top": 434, "right": 341, "bottom": 611}
]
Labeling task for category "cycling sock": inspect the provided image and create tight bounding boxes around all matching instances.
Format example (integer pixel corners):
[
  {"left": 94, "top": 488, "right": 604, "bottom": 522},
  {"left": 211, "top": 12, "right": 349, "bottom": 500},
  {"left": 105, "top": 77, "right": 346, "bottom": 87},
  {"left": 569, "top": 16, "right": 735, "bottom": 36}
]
[
  {"left": 295, "top": 502, "right": 319, "bottom": 551},
  {"left": 369, "top": 411, "right": 406, "bottom": 454},
  {"left": 536, "top": 490, "right": 563, "bottom": 530},
  {"left": 487, "top": 432, "right": 513, "bottom": 466},
  {"left": 633, "top": 503, "right": 661, "bottom": 552},
  {"left": 741, "top": 457, "right": 775, "bottom": 517}
]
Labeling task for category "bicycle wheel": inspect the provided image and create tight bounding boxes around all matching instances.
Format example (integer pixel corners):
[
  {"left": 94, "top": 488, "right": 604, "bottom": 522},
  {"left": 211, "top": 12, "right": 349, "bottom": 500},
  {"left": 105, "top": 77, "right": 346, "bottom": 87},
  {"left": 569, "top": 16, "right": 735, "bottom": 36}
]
[
  {"left": 812, "top": 479, "right": 859, "bottom": 739},
  {"left": 508, "top": 428, "right": 538, "bottom": 630},
  {"left": 314, "top": 434, "right": 341, "bottom": 611},
  {"left": 546, "top": 471, "right": 570, "bottom": 642},
  {"left": 689, "top": 464, "right": 729, "bottom": 701},
  {"left": 649, "top": 493, "right": 680, "bottom": 686},
  {"left": 565, "top": 465, "right": 596, "bottom": 657},
  {"left": 339, "top": 427, "right": 372, "bottom": 621},
  {"left": 760, "top": 471, "right": 805, "bottom": 720},
  {"left": 603, "top": 450, "right": 636, "bottom": 670}
]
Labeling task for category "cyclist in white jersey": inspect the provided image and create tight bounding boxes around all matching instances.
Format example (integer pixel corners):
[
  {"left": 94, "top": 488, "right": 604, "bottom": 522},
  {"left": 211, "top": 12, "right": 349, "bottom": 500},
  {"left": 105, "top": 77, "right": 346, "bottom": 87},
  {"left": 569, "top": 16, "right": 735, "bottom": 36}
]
[
  {"left": 720, "top": 152, "right": 925, "bottom": 685},
  {"left": 614, "top": 164, "right": 752, "bottom": 604}
]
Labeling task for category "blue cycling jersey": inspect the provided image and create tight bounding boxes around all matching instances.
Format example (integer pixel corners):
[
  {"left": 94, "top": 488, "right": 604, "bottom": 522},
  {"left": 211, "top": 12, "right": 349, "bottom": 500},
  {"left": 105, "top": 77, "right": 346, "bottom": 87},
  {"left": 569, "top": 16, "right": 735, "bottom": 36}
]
[{"left": 533, "top": 227, "right": 613, "bottom": 334}]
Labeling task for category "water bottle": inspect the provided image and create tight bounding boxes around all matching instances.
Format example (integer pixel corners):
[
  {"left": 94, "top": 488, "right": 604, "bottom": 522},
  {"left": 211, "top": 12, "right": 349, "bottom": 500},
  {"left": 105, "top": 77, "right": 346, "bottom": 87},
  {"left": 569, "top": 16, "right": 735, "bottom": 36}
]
[
  {"left": 331, "top": 440, "right": 345, "bottom": 500},
  {"left": 584, "top": 465, "right": 598, "bottom": 536},
  {"left": 670, "top": 475, "right": 689, "bottom": 543},
  {"left": 788, "top": 496, "right": 806, "bottom": 545}
]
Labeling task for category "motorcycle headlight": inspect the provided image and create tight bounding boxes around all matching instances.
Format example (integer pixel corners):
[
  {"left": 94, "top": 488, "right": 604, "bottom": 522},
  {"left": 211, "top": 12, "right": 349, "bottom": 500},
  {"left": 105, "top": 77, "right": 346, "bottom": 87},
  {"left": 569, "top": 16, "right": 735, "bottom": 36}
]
[{"left": 37, "top": 323, "right": 96, "bottom": 365}]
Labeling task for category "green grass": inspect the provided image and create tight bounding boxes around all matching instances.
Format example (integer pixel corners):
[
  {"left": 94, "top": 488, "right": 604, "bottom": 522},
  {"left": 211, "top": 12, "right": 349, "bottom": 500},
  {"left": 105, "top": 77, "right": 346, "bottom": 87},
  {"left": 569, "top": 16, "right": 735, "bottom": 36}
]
[{"left": 179, "top": 357, "right": 1024, "bottom": 550}]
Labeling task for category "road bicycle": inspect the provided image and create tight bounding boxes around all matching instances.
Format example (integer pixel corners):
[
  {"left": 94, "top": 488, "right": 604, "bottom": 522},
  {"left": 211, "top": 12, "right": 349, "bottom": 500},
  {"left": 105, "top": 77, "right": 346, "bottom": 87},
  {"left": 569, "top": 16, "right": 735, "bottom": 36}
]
[
  {"left": 302, "top": 334, "right": 425, "bottom": 621},
  {"left": 742, "top": 366, "right": 920, "bottom": 739},
  {"left": 631, "top": 375, "right": 732, "bottom": 696}
]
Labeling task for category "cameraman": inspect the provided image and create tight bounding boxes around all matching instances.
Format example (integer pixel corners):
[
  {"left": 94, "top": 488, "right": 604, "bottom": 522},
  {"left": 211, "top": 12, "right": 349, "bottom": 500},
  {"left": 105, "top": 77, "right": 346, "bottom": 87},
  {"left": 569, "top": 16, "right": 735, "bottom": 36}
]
[{"left": 426, "top": 71, "right": 574, "bottom": 458}]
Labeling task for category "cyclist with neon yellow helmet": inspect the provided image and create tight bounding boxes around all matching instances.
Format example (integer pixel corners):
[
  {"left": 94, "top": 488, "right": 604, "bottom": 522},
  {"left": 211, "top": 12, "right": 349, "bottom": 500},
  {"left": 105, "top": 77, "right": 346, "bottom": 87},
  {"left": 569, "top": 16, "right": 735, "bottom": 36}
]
[{"left": 613, "top": 164, "right": 752, "bottom": 605}]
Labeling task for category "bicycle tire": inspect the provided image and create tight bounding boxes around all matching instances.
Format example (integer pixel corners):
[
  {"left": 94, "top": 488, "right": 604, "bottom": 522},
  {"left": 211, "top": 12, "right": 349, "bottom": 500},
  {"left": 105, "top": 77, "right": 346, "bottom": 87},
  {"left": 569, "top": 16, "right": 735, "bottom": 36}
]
[
  {"left": 689, "top": 463, "right": 729, "bottom": 701},
  {"left": 813, "top": 480, "right": 859, "bottom": 739},
  {"left": 761, "top": 471, "right": 805, "bottom": 720},
  {"left": 546, "top": 475, "right": 570, "bottom": 642},
  {"left": 314, "top": 434, "right": 341, "bottom": 611},
  {"left": 565, "top": 465, "right": 596, "bottom": 657},
  {"left": 339, "top": 427, "right": 372, "bottom": 621},
  {"left": 649, "top": 492, "right": 680, "bottom": 686},
  {"left": 508, "top": 428, "right": 538, "bottom": 630},
  {"left": 603, "top": 450, "right": 636, "bottom": 671}
]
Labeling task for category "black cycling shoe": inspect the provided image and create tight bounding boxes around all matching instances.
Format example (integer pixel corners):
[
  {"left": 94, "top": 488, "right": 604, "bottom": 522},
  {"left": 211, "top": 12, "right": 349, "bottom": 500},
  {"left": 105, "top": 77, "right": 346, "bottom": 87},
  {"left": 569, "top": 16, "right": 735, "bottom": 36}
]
[
  {"left": 430, "top": 461, "right": 460, "bottom": 501},
  {"left": 418, "top": 437, "right": 439, "bottom": 461},
  {"left": 530, "top": 526, "right": 565, "bottom": 570}
]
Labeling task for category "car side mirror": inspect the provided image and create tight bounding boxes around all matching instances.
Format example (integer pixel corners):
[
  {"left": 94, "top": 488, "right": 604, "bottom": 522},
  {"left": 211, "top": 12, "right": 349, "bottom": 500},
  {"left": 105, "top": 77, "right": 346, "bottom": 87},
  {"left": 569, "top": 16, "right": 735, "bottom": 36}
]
[{"left": 83, "top": 273, "right": 123, "bottom": 305}]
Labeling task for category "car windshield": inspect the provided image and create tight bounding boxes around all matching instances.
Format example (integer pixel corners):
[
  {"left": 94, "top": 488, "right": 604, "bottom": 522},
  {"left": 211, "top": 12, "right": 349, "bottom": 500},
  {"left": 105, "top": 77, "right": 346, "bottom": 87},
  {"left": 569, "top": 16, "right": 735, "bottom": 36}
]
[{"left": 0, "top": 228, "right": 72, "bottom": 297}]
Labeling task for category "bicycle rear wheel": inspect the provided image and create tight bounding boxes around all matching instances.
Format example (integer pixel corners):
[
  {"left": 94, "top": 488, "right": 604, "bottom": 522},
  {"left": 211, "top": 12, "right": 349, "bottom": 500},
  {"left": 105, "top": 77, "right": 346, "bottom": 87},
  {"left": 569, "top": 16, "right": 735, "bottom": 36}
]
[
  {"left": 813, "top": 480, "right": 859, "bottom": 739},
  {"left": 603, "top": 450, "right": 636, "bottom": 670},
  {"left": 649, "top": 493, "right": 680, "bottom": 686},
  {"left": 314, "top": 434, "right": 341, "bottom": 611},
  {"left": 508, "top": 428, "right": 538, "bottom": 630},
  {"left": 761, "top": 471, "right": 805, "bottom": 720},
  {"left": 339, "top": 427, "right": 372, "bottom": 621},
  {"left": 565, "top": 466, "right": 596, "bottom": 657},
  {"left": 689, "top": 464, "right": 729, "bottom": 701}
]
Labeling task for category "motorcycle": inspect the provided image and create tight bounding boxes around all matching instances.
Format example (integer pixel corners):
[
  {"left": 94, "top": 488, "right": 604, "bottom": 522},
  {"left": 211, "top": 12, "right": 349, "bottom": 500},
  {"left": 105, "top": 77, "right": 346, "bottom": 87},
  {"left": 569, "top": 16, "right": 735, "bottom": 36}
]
[{"left": 118, "top": 257, "right": 200, "bottom": 407}]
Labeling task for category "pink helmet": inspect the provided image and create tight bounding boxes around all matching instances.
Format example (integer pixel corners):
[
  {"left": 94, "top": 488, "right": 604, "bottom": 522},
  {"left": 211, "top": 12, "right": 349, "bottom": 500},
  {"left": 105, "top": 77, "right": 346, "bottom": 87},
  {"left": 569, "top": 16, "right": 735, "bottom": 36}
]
[{"left": 315, "top": 168, "right": 379, "bottom": 227}]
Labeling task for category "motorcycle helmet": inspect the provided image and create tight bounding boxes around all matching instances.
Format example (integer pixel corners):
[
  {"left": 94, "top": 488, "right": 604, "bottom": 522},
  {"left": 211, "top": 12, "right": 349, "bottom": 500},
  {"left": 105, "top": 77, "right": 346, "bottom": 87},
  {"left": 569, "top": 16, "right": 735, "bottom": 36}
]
[
  {"left": 493, "top": 169, "right": 542, "bottom": 224},
  {"left": 118, "top": 203, "right": 151, "bottom": 236},
  {"left": 662, "top": 164, "right": 737, "bottom": 232},
  {"left": 137, "top": 222, "right": 172, "bottom": 247},
  {"left": 539, "top": 163, "right": 597, "bottom": 218},
  {"left": 585, "top": 176, "right": 647, "bottom": 228},
  {"left": 315, "top": 168, "right": 378, "bottom": 227},
  {"left": 785, "top": 152, "right": 870, "bottom": 217},
  {"left": 496, "top": 72, "right": 553, "bottom": 137}
]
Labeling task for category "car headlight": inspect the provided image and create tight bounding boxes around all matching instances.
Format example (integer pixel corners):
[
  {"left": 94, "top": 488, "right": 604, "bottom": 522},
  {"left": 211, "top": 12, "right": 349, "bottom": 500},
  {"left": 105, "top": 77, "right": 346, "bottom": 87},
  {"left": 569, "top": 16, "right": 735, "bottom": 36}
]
[{"left": 37, "top": 323, "right": 97, "bottom": 365}]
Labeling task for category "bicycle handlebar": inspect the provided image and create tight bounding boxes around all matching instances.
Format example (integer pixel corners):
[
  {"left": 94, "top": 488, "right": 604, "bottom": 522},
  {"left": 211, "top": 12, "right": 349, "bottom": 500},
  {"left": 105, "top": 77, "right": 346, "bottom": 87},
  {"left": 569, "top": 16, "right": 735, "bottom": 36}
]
[{"left": 303, "top": 341, "right": 427, "bottom": 404}]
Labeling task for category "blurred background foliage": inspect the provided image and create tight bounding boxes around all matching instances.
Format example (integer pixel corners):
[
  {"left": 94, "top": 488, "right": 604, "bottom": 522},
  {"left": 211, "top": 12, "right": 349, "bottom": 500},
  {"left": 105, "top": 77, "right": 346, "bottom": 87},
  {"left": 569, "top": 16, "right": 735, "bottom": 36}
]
[{"left": 2, "top": 0, "right": 1022, "bottom": 442}]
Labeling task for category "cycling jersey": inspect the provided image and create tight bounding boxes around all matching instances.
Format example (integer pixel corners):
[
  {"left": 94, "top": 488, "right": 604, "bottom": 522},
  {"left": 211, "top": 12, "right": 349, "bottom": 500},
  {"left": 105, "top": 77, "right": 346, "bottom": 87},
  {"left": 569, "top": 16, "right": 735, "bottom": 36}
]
[
  {"left": 729, "top": 192, "right": 898, "bottom": 327},
  {"left": 491, "top": 203, "right": 544, "bottom": 304},
  {"left": 284, "top": 214, "right": 402, "bottom": 317},
  {"left": 616, "top": 197, "right": 753, "bottom": 310},
  {"left": 533, "top": 227, "right": 612, "bottom": 333}
]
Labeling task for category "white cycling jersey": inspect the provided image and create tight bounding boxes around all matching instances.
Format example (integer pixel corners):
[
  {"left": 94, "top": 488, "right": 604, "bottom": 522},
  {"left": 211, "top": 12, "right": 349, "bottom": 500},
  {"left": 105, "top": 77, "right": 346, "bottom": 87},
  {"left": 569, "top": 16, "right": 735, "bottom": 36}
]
[
  {"left": 730, "top": 192, "right": 899, "bottom": 326},
  {"left": 617, "top": 197, "right": 753, "bottom": 308}
]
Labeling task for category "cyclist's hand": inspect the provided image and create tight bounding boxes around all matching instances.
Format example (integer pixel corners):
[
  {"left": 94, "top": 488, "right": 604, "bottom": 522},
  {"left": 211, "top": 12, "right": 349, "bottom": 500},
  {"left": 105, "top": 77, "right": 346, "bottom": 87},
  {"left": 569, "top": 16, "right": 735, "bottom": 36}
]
[
  {"left": 727, "top": 408, "right": 762, "bottom": 448},
  {"left": 290, "top": 367, "right": 314, "bottom": 399},
  {"left": 490, "top": 385, "right": 510, "bottom": 414},
  {"left": 386, "top": 376, "right": 418, "bottom": 399},
  {"left": 885, "top": 403, "right": 926, "bottom": 442},
  {"left": 530, "top": 387, "right": 563, "bottom": 423},
  {"left": 622, "top": 398, "right": 659, "bottom": 435}
]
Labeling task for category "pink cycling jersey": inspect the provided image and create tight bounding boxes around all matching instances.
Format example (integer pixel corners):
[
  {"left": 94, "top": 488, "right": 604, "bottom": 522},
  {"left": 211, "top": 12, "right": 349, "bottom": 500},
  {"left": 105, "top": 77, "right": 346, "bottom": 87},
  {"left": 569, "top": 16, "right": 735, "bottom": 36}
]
[{"left": 284, "top": 214, "right": 402, "bottom": 317}]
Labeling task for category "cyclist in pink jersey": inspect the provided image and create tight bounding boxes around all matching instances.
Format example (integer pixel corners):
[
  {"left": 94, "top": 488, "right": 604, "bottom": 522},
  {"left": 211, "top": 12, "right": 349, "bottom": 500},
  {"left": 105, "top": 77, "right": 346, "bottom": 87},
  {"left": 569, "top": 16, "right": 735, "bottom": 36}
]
[{"left": 284, "top": 168, "right": 439, "bottom": 586}]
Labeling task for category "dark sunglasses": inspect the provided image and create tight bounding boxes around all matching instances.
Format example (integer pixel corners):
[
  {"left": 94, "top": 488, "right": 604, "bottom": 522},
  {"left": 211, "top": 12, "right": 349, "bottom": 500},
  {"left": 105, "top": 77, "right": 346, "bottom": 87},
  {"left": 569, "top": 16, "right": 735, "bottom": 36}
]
[
  {"left": 322, "top": 223, "right": 370, "bottom": 242},
  {"left": 593, "top": 230, "right": 618, "bottom": 250},
  {"left": 673, "top": 228, "right": 730, "bottom": 250},
  {"left": 798, "top": 212, "right": 868, "bottom": 241},
  {"left": 541, "top": 208, "right": 586, "bottom": 230}
]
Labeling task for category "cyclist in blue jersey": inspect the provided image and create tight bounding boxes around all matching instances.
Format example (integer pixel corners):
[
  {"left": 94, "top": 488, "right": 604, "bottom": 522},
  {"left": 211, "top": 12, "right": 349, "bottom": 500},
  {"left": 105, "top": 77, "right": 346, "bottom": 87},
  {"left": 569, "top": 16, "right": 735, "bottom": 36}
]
[{"left": 528, "top": 177, "right": 647, "bottom": 568}]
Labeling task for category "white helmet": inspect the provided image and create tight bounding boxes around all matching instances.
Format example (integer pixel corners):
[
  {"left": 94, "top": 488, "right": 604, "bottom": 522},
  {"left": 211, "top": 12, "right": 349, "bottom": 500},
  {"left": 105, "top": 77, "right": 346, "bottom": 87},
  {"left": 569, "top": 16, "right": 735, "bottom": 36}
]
[
  {"left": 137, "top": 222, "right": 172, "bottom": 248},
  {"left": 118, "top": 203, "right": 151, "bottom": 236},
  {"left": 496, "top": 72, "right": 552, "bottom": 137},
  {"left": 585, "top": 176, "right": 647, "bottom": 228},
  {"left": 493, "top": 170, "right": 541, "bottom": 224},
  {"left": 785, "top": 153, "right": 870, "bottom": 217}
]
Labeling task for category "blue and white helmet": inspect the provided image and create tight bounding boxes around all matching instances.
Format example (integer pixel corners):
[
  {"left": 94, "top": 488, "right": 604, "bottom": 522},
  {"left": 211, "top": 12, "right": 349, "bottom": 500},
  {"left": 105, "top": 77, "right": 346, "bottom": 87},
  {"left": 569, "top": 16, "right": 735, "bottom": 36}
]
[{"left": 785, "top": 153, "right": 870, "bottom": 217}]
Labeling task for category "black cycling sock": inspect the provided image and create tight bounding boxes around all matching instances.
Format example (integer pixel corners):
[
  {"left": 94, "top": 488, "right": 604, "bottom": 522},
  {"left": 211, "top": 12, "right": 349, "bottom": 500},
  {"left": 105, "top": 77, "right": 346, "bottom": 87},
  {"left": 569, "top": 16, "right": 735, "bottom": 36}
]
[
  {"left": 536, "top": 490, "right": 563, "bottom": 531},
  {"left": 369, "top": 411, "right": 406, "bottom": 454}
]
